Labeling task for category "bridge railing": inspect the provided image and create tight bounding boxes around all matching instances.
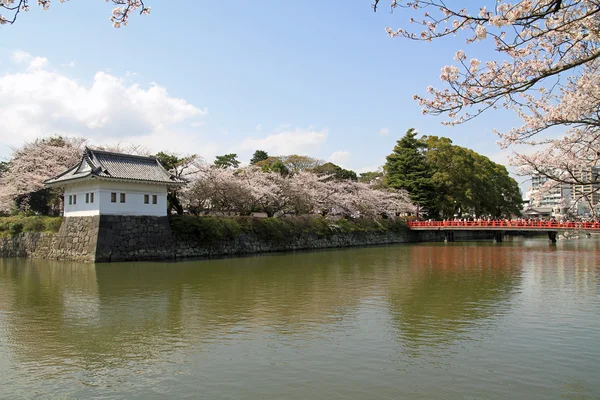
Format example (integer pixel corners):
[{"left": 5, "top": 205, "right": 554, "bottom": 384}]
[{"left": 407, "top": 220, "right": 600, "bottom": 230}]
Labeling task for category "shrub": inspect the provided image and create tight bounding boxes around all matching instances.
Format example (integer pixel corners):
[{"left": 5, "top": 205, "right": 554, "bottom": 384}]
[
  {"left": 171, "top": 215, "right": 408, "bottom": 244},
  {"left": 8, "top": 221, "right": 23, "bottom": 235},
  {"left": 170, "top": 216, "right": 241, "bottom": 243},
  {"left": 0, "top": 216, "right": 62, "bottom": 236},
  {"left": 22, "top": 217, "right": 45, "bottom": 233},
  {"left": 44, "top": 218, "right": 63, "bottom": 233}
]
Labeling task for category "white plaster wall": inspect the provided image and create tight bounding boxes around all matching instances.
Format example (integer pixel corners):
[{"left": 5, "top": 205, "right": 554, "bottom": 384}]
[
  {"left": 63, "top": 181, "right": 100, "bottom": 217},
  {"left": 63, "top": 180, "right": 169, "bottom": 217}
]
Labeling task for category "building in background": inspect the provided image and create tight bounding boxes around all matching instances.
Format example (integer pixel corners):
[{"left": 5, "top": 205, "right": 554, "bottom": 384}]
[
  {"left": 44, "top": 148, "right": 187, "bottom": 217},
  {"left": 525, "top": 173, "right": 572, "bottom": 217},
  {"left": 526, "top": 168, "right": 600, "bottom": 217},
  {"left": 570, "top": 167, "right": 600, "bottom": 216}
]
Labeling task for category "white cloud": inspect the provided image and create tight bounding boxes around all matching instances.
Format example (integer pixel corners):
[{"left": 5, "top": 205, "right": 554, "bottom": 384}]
[
  {"left": 10, "top": 50, "right": 31, "bottom": 64},
  {"left": 379, "top": 127, "right": 389, "bottom": 136},
  {"left": 356, "top": 163, "right": 384, "bottom": 174},
  {"left": 10, "top": 50, "right": 48, "bottom": 71},
  {"left": 239, "top": 128, "right": 327, "bottom": 155},
  {"left": 0, "top": 51, "right": 214, "bottom": 158},
  {"left": 328, "top": 151, "right": 351, "bottom": 167}
]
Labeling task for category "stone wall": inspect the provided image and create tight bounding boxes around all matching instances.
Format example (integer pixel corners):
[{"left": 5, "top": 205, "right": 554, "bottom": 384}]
[
  {"left": 173, "top": 230, "right": 416, "bottom": 260},
  {"left": 95, "top": 216, "right": 175, "bottom": 262},
  {"left": 0, "top": 216, "right": 99, "bottom": 262},
  {"left": 0, "top": 232, "right": 53, "bottom": 259},
  {"left": 1, "top": 216, "right": 497, "bottom": 263}
]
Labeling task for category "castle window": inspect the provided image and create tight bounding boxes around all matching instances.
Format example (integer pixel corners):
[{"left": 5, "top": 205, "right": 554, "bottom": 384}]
[
  {"left": 144, "top": 194, "right": 149, "bottom": 204},
  {"left": 152, "top": 195, "right": 158, "bottom": 204},
  {"left": 120, "top": 193, "right": 126, "bottom": 203}
]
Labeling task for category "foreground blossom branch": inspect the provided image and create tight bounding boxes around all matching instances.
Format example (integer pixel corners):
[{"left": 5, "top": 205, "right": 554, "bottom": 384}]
[
  {"left": 378, "top": 0, "right": 600, "bottom": 184},
  {"left": 0, "top": 0, "right": 150, "bottom": 27}
]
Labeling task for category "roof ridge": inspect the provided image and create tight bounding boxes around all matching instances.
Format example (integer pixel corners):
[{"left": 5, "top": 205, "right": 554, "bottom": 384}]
[
  {"left": 87, "top": 147, "right": 158, "bottom": 161},
  {"left": 45, "top": 147, "right": 188, "bottom": 187}
]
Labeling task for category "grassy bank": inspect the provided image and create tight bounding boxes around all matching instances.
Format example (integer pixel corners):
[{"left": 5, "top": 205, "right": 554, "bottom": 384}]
[
  {"left": 0, "top": 216, "right": 63, "bottom": 237},
  {"left": 170, "top": 215, "right": 409, "bottom": 244}
]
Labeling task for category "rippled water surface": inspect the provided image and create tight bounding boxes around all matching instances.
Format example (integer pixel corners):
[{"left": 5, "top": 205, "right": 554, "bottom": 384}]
[{"left": 1, "top": 238, "right": 599, "bottom": 399}]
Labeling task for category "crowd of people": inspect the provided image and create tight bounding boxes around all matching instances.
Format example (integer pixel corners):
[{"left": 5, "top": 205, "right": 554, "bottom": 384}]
[{"left": 410, "top": 217, "right": 600, "bottom": 229}]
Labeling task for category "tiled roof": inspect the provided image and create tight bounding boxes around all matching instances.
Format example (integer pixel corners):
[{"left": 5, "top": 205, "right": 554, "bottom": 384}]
[
  {"left": 44, "top": 148, "right": 187, "bottom": 186},
  {"left": 522, "top": 207, "right": 553, "bottom": 214}
]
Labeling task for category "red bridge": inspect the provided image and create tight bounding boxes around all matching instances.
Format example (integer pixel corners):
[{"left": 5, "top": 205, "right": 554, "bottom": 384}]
[{"left": 407, "top": 220, "right": 600, "bottom": 243}]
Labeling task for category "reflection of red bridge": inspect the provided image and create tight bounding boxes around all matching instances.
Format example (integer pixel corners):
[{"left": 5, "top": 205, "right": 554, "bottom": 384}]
[{"left": 407, "top": 220, "right": 600, "bottom": 243}]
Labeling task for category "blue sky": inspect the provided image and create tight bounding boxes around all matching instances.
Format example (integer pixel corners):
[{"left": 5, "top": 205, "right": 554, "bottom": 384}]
[{"left": 0, "top": 0, "right": 527, "bottom": 183}]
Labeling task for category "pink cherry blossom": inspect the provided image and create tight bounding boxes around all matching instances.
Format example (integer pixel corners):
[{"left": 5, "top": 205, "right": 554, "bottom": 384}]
[
  {"left": 376, "top": 0, "right": 600, "bottom": 186},
  {"left": 0, "top": 0, "right": 149, "bottom": 25}
]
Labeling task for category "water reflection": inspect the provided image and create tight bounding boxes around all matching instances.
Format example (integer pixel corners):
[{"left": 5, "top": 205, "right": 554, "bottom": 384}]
[
  {"left": 0, "top": 240, "right": 599, "bottom": 399},
  {"left": 0, "top": 246, "right": 526, "bottom": 367},
  {"left": 387, "top": 244, "right": 522, "bottom": 351}
]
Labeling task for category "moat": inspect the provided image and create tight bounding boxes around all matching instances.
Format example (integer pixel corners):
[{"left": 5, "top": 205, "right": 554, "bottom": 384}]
[{"left": 1, "top": 237, "right": 599, "bottom": 399}]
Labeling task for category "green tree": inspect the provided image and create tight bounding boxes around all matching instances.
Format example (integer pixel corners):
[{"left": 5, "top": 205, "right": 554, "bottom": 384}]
[
  {"left": 422, "top": 136, "right": 474, "bottom": 218},
  {"left": 385, "top": 128, "right": 437, "bottom": 218},
  {"left": 214, "top": 153, "right": 240, "bottom": 169},
  {"left": 154, "top": 151, "right": 199, "bottom": 215},
  {"left": 250, "top": 150, "right": 269, "bottom": 165},
  {"left": 0, "top": 161, "right": 9, "bottom": 175},
  {"left": 254, "top": 157, "right": 290, "bottom": 176},
  {"left": 310, "top": 162, "right": 357, "bottom": 181},
  {"left": 422, "top": 136, "right": 522, "bottom": 218}
]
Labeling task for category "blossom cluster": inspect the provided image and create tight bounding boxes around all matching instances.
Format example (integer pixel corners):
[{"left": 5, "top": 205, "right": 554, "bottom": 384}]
[
  {"left": 0, "top": 0, "right": 149, "bottom": 26},
  {"left": 181, "top": 164, "right": 415, "bottom": 219},
  {"left": 0, "top": 138, "right": 415, "bottom": 219},
  {"left": 0, "top": 137, "right": 86, "bottom": 213},
  {"left": 380, "top": 0, "right": 600, "bottom": 184}
]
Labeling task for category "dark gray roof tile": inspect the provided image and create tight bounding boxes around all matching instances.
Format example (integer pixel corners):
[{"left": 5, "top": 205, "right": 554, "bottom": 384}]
[{"left": 45, "top": 148, "right": 187, "bottom": 186}]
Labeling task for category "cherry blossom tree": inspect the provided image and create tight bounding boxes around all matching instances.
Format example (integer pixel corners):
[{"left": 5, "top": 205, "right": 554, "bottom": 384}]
[
  {"left": 93, "top": 143, "right": 151, "bottom": 156},
  {"left": 182, "top": 164, "right": 253, "bottom": 216},
  {"left": 376, "top": 0, "right": 600, "bottom": 185},
  {"left": 0, "top": 136, "right": 86, "bottom": 215},
  {"left": 280, "top": 155, "right": 324, "bottom": 174},
  {"left": 0, "top": 0, "right": 150, "bottom": 27},
  {"left": 322, "top": 179, "right": 415, "bottom": 218},
  {"left": 237, "top": 167, "right": 301, "bottom": 217},
  {"left": 181, "top": 165, "right": 415, "bottom": 219}
]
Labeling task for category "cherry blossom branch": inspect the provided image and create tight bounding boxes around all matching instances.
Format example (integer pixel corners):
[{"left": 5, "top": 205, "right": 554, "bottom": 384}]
[
  {"left": 0, "top": 0, "right": 150, "bottom": 26},
  {"left": 375, "top": 1, "right": 600, "bottom": 187}
]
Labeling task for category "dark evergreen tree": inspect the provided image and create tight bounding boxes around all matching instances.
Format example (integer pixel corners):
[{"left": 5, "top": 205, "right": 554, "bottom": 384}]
[
  {"left": 214, "top": 153, "right": 240, "bottom": 169},
  {"left": 250, "top": 150, "right": 269, "bottom": 165},
  {"left": 310, "top": 162, "right": 358, "bottom": 181},
  {"left": 385, "top": 128, "right": 438, "bottom": 218}
]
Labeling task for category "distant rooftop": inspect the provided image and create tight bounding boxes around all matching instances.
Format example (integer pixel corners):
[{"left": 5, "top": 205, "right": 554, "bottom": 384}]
[{"left": 44, "top": 148, "right": 187, "bottom": 186}]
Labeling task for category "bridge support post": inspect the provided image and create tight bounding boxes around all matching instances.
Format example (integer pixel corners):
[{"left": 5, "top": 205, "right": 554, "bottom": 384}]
[
  {"left": 493, "top": 231, "right": 504, "bottom": 243},
  {"left": 444, "top": 231, "right": 454, "bottom": 243},
  {"left": 548, "top": 231, "right": 557, "bottom": 243}
]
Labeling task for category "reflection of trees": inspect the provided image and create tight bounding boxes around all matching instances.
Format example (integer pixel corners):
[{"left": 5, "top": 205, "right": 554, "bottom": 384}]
[
  {"left": 0, "top": 259, "right": 101, "bottom": 370},
  {"left": 387, "top": 244, "right": 523, "bottom": 351},
  {"left": 0, "top": 249, "right": 390, "bottom": 372},
  {"left": 94, "top": 249, "right": 383, "bottom": 338},
  {"left": 6, "top": 240, "right": 597, "bottom": 373}
]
